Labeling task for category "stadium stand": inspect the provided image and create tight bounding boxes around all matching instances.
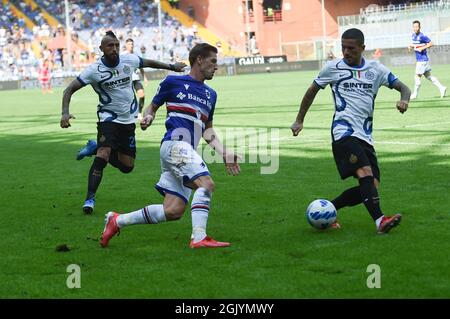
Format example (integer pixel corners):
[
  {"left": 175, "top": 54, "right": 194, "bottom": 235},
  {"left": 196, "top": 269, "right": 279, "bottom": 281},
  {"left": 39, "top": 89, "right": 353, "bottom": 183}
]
[{"left": 338, "top": 0, "right": 450, "bottom": 50}]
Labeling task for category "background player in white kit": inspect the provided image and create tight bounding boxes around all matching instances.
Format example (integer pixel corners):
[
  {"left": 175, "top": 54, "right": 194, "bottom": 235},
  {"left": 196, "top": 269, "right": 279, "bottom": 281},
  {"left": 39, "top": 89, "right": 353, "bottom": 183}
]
[
  {"left": 408, "top": 20, "right": 446, "bottom": 99},
  {"left": 60, "top": 31, "right": 186, "bottom": 214},
  {"left": 291, "top": 28, "right": 411, "bottom": 234},
  {"left": 100, "top": 43, "right": 241, "bottom": 248},
  {"left": 124, "top": 38, "right": 148, "bottom": 119}
]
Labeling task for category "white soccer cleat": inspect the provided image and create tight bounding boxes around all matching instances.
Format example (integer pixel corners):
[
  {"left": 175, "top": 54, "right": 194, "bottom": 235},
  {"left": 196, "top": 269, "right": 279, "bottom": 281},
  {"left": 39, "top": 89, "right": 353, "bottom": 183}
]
[
  {"left": 440, "top": 86, "right": 447, "bottom": 98},
  {"left": 410, "top": 93, "right": 417, "bottom": 100}
]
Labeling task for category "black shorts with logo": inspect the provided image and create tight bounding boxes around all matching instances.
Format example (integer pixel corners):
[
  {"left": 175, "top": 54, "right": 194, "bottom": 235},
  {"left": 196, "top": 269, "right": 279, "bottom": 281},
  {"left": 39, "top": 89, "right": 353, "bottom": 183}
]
[
  {"left": 97, "top": 122, "right": 136, "bottom": 158},
  {"left": 332, "top": 136, "right": 380, "bottom": 181}
]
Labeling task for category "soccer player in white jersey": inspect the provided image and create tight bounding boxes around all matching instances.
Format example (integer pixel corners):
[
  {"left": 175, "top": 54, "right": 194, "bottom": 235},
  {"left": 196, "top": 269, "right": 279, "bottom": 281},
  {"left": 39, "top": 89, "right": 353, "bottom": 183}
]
[
  {"left": 291, "top": 28, "right": 411, "bottom": 234},
  {"left": 100, "top": 43, "right": 241, "bottom": 248},
  {"left": 60, "top": 31, "right": 186, "bottom": 214},
  {"left": 408, "top": 20, "right": 446, "bottom": 99},
  {"left": 123, "top": 38, "right": 148, "bottom": 119}
]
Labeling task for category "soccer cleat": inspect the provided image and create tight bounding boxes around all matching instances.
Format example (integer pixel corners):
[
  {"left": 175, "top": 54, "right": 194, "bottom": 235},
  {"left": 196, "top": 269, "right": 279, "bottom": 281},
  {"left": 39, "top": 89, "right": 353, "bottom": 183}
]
[
  {"left": 82, "top": 198, "right": 95, "bottom": 214},
  {"left": 100, "top": 212, "right": 120, "bottom": 247},
  {"left": 377, "top": 214, "right": 402, "bottom": 234},
  {"left": 189, "top": 236, "right": 230, "bottom": 248},
  {"left": 331, "top": 221, "right": 341, "bottom": 229},
  {"left": 410, "top": 93, "right": 417, "bottom": 100},
  {"left": 76, "top": 139, "right": 97, "bottom": 160},
  {"left": 440, "top": 86, "right": 447, "bottom": 98}
]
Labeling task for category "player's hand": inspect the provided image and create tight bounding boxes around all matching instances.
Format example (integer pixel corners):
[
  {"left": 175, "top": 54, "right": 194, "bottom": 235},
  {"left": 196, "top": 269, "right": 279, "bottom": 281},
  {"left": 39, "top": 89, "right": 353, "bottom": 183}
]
[
  {"left": 396, "top": 100, "right": 408, "bottom": 114},
  {"left": 223, "top": 153, "right": 241, "bottom": 176},
  {"left": 140, "top": 114, "right": 154, "bottom": 130},
  {"left": 290, "top": 121, "right": 303, "bottom": 136},
  {"left": 60, "top": 113, "right": 75, "bottom": 128},
  {"left": 170, "top": 62, "right": 188, "bottom": 72}
]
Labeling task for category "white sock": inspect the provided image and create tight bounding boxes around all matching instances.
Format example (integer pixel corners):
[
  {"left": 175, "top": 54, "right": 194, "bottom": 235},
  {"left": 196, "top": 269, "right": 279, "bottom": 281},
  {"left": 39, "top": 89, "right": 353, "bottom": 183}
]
[
  {"left": 375, "top": 216, "right": 384, "bottom": 229},
  {"left": 426, "top": 75, "right": 445, "bottom": 90},
  {"left": 413, "top": 75, "right": 421, "bottom": 96},
  {"left": 116, "top": 204, "right": 166, "bottom": 228},
  {"left": 191, "top": 187, "right": 211, "bottom": 243}
]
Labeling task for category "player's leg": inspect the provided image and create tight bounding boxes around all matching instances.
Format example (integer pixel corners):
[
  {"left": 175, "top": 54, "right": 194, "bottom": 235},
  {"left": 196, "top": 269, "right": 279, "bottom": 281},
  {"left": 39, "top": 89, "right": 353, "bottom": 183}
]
[
  {"left": 190, "top": 175, "right": 215, "bottom": 244},
  {"left": 331, "top": 137, "right": 365, "bottom": 212},
  {"left": 331, "top": 137, "right": 401, "bottom": 233},
  {"left": 133, "top": 81, "right": 145, "bottom": 119},
  {"left": 108, "top": 123, "right": 136, "bottom": 173},
  {"left": 40, "top": 80, "right": 46, "bottom": 94},
  {"left": 424, "top": 70, "right": 446, "bottom": 98},
  {"left": 355, "top": 144, "right": 401, "bottom": 234},
  {"left": 167, "top": 140, "right": 229, "bottom": 248},
  {"left": 101, "top": 195, "right": 185, "bottom": 248},
  {"left": 188, "top": 176, "right": 229, "bottom": 248},
  {"left": 411, "top": 71, "right": 422, "bottom": 100},
  {"left": 83, "top": 146, "right": 111, "bottom": 214},
  {"left": 82, "top": 122, "right": 120, "bottom": 213},
  {"left": 100, "top": 166, "right": 190, "bottom": 247},
  {"left": 114, "top": 194, "right": 185, "bottom": 229}
]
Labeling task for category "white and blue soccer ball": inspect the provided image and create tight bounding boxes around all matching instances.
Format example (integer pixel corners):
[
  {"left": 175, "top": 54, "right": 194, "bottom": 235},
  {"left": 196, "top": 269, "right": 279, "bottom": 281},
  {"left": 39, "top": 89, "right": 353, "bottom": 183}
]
[{"left": 306, "top": 199, "right": 337, "bottom": 230}]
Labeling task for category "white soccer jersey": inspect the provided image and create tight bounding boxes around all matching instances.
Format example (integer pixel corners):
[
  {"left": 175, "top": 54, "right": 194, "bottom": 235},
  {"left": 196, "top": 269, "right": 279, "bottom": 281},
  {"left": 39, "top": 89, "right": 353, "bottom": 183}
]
[
  {"left": 131, "top": 69, "right": 141, "bottom": 82},
  {"left": 314, "top": 58, "right": 398, "bottom": 145},
  {"left": 77, "top": 53, "right": 143, "bottom": 124}
]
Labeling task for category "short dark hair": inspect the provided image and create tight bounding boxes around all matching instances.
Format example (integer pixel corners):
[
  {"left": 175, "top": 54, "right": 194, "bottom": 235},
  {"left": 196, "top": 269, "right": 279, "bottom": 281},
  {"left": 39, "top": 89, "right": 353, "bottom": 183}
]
[
  {"left": 125, "top": 38, "right": 134, "bottom": 43},
  {"left": 413, "top": 20, "right": 421, "bottom": 26},
  {"left": 188, "top": 43, "right": 218, "bottom": 66},
  {"left": 105, "top": 30, "right": 117, "bottom": 39},
  {"left": 341, "top": 28, "right": 365, "bottom": 45}
]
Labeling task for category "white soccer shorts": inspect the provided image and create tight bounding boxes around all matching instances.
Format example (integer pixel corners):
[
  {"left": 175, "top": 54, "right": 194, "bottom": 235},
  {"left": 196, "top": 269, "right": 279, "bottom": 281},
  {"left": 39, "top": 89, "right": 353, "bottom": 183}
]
[
  {"left": 415, "top": 61, "right": 432, "bottom": 75},
  {"left": 155, "top": 140, "right": 210, "bottom": 203}
]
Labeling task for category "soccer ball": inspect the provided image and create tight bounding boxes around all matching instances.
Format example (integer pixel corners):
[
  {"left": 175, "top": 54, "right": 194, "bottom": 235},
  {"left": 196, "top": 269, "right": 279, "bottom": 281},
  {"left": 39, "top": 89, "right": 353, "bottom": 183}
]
[{"left": 306, "top": 199, "right": 337, "bottom": 230}]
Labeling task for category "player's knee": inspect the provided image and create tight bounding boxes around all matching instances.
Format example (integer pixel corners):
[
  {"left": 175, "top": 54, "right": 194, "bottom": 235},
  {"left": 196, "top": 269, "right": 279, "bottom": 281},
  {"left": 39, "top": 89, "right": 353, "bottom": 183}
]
[
  {"left": 164, "top": 204, "right": 186, "bottom": 220},
  {"left": 374, "top": 178, "right": 380, "bottom": 188},
  {"left": 202, "top": 180, "right": 215, "bottom": 193},
  {"left": 356, "top": 166, "right": 373, "bottom": 178},
  {"left": 96, "top": 148, "right": 111, "bottom": 161},
  {"left": 119, "top": 165, "right": 134, "bottom": 174},
  {"left": 137, "top": 90, "right": 145, "bottom": 98}
]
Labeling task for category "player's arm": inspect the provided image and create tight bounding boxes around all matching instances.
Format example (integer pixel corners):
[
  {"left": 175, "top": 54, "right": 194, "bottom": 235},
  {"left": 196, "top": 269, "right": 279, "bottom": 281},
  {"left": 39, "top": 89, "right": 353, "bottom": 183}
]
[
  {"left": 417, "top": 41, "right": 433, "bottom": 52},
  {"left": 140, "top": 102, "right": 161, "bottom": 130},
  {"left": 291, "top": 82, "right": 321, "bottom": 136},
  {"left": 203, "top": 121, "right": 240, "bottom": 176},
  {"left": 392, "top": 79, "right": 411, "bottom": 114},
  {"left": 140, "top": 58, "right": 187, "bottom": 72},
  {"left": 60, "top": 79, "right": 84, "bottom": 128},
  {"left": 140, "top": 67, "right": 148, "bottom": 84}
]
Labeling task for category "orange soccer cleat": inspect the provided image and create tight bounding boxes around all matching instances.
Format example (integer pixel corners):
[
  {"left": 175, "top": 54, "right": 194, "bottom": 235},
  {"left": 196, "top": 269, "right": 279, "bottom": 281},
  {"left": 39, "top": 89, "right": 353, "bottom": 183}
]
[
  {"left": 100, "top": 212, "right": 120, "bottom": 247},
  {"left": 189, "top": 236, "right": 230, "bottom": 248},
  {"left": 377, "top": 214, "right": 402, "bottom": 234}
]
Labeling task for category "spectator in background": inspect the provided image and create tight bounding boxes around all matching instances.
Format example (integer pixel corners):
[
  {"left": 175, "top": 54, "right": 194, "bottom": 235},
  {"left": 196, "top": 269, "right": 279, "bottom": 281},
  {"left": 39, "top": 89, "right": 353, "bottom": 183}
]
[
  {"left": 188, "top": 5, "right": 195, "bottom": 20},
  {"left": 250, "top": 35, "right": 259, "bottom": 55}
]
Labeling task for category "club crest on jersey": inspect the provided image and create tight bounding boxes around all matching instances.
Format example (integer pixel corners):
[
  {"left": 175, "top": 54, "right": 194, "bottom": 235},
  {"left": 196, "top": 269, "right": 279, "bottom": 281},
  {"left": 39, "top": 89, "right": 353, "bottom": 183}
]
[
  {"left": 365, "top": 70, "right": 375, "bottom": 80},
  {"left": 205, "top": 89, "right": 211, "bottom": 99},
  {"left": 177, "top": 92, "right": 186, "bottom": 100},
  {"left": 123, "top": 66, "right": 131, "bottom": 75}
]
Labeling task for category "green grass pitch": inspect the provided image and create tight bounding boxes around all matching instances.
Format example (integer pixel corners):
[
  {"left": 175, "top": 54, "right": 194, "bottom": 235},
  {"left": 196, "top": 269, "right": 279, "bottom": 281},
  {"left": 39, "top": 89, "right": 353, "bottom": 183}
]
[{"left": 0, "top": 65, "right": 449, "bottom": 298}]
